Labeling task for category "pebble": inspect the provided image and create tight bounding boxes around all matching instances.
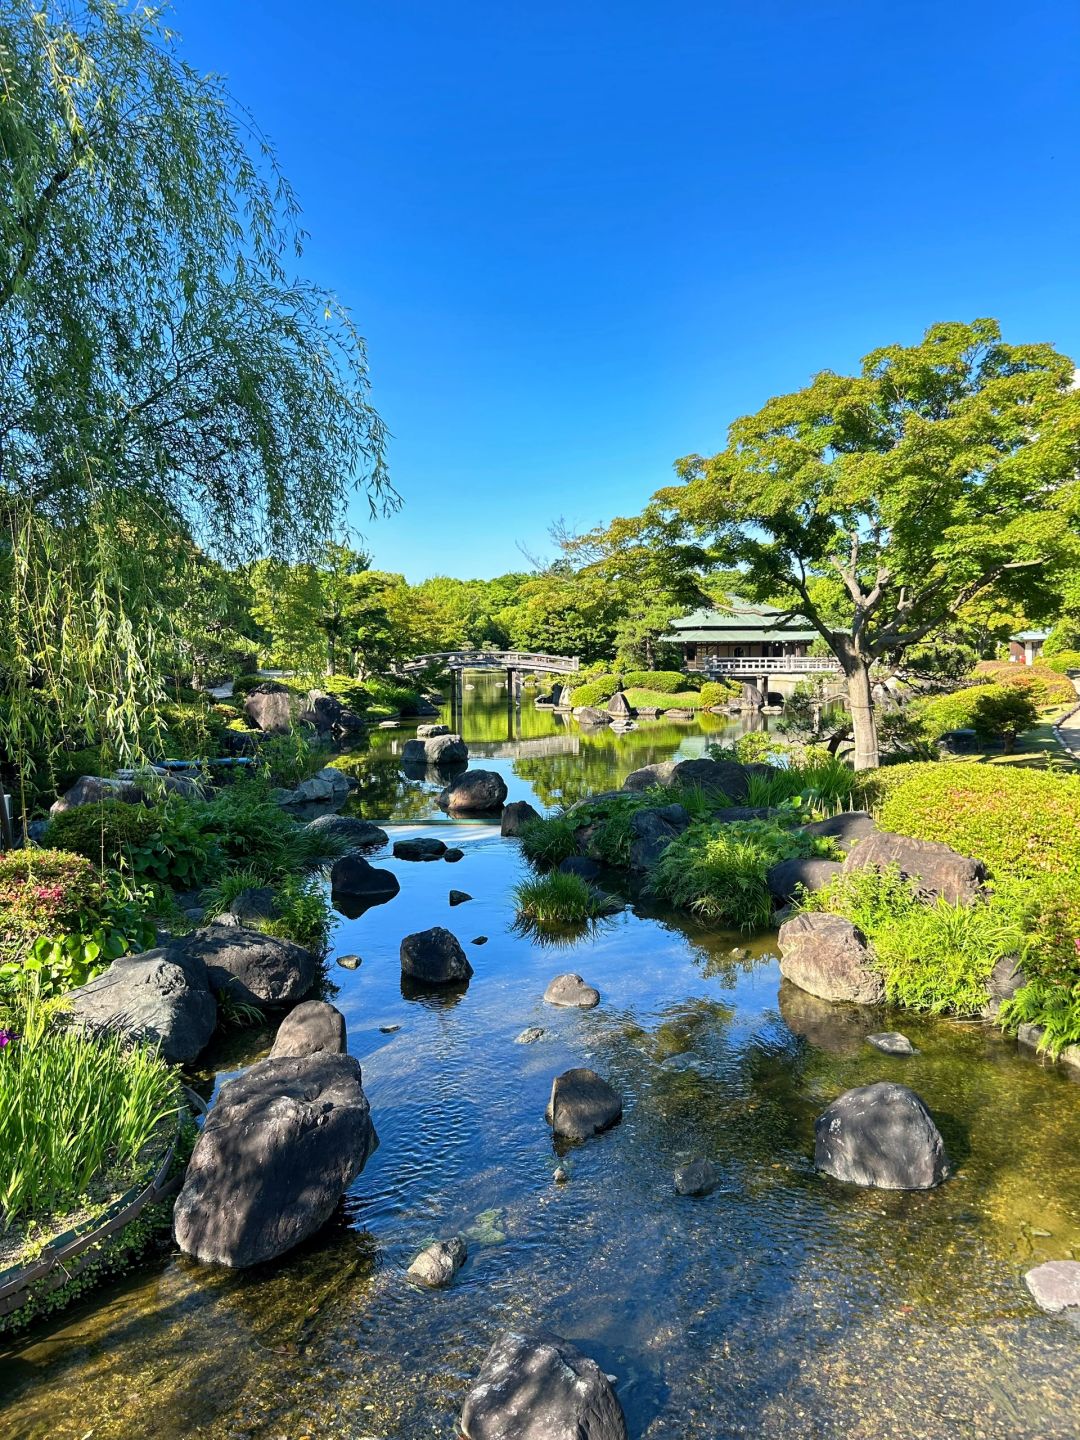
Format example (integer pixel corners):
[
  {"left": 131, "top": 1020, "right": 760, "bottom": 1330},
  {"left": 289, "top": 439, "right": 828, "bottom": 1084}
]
[
  {"left": 471, "top": 936, "right": 489, "bottom": 945},
  {"left": 380, "top": 1024, "right": 401, "bottom": 1034},
  {"left": 1025, "top": 1260, "right": 1080, "bottom": 1312},
  {"left": 337, "top": 954, "right": 362, "bottom": 970}
]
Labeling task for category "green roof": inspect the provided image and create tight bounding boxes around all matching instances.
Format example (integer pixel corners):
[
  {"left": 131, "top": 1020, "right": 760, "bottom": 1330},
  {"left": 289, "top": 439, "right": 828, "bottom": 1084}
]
[
  {"left": 663, "top": 628, "right": 818, "bottom": 644},
  {"left": 664, "top": 599, "right": 816, "bottom": 643}
]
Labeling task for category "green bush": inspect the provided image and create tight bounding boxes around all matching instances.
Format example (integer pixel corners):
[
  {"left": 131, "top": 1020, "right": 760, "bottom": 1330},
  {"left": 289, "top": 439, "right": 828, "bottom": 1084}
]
[
  {"left": 1000, "top": 979, "right": 1080, "bottom": 1057},
  {"left": 911, "top": 683, "right": 1038, "bottom": 748},
  {"left": 0, "top": 993, "right": 181, "bottom": 1228},
  {"left": 865, "top": 762, "right": 1080, "bottom": 879},
  {"left": 158, "top": 700, "right": 227, "bottom": 759},
  {"left": 971, "top": 660, "right": 1077, "bottom": 708},
  {"left": 650, "top": 819, "right": 827, "bottom": 931},
  {"left": 1043, "top": 650, "right": 1080, "bottom": 675},
  {"left": 802, "top": 866, "right": 1023, "bottom": 1015},
  {"left": 568, "top": 676, "right": 621, "bottom": 708},
  {"left": 513, "top": 871, "right": 615, "bottom": 926},
  {"left": 202, "top": 868, "right": 334, "bottom": 956},
  {"left": 620, "top": 670, "right": 698, "bottom": 694},
  {"left": 45, "top": 801, "right": 159, "bottom": 866},
  {"left": 698, "top": 680, "right": 739, "bottom": 708}
]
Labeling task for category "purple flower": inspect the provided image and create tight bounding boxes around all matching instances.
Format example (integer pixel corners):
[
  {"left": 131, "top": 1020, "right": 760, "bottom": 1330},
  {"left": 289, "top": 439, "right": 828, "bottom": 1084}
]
[{"left": 0, "top": 1029, "right": 16, "bottom": 1051}]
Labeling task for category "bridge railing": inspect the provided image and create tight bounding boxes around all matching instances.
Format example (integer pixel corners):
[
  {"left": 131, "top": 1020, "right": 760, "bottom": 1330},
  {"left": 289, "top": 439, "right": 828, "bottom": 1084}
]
[
  {"left": 399, "top": 650, "right": 580, "bottom": 673},
  {"left": 687, "top": 656, "right": 842, "bottom": 675}
]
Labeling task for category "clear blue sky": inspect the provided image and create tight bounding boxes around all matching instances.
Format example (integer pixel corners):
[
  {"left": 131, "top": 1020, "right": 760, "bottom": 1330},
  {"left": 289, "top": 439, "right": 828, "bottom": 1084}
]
[{"left": 171, "top": 1, "right": 1080, "bottom": 581}]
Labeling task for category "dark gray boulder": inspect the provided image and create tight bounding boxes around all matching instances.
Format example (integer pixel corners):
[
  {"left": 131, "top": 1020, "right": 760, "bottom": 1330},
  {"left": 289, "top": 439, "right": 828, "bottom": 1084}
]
[
  {"left": 63, "top": 948, "right": 216, "bottom": 1064},
  {"left": 227, "top": 886, "right": 279, "bottom": 924},
  {"left": 815, "top": 1081, "right": 951, "bottom": 1190},
  {"left": 501, "top": 799, "right": 542, "bottom": 836},
  {"left": 330, "top": 854, "right": 401, "bottom": 902},
  {"left": 49, "top": 774, "right": 144, "bottom": 814},
  {"left": 444, "top": 847, "right": 465, "bottom": 862},
  {"left": 297, "top": 693, "right": 364, "bottom": 738},
  {"left": 628, "top": 804, "right": 689, "bottom": 870},
  {"left": 182, "top": 926, "right": 317, "bottom": 1008},
  {"left": 393, "top": 836, "right": 447, "bottom": 861},
  {"left": 268, "top": 1000, "right": 347, "bottom": 1059},
  {"left": 572, "top": 706, "right": 612, "bottom": 726},
  {"left": 243, "top": 682, "right": 294, "bottom": 735},
  {"left": 401, "top": 733, "right": 469, "bottom": 766},
  {"left": 1024, "top": 1260, "right": 1080, "bottom": 1313},
  {"left": 841, "top": 829, "right": 988, "bottom": 905},
  {"left": 623, "top": 761, "right": 677, "bottom": 791},
  {"left": 766, "top": 856, "right": 843, "bottom": 903},
  {"left": 543, "top": 973, "right": 600, "bottom": 1008},
  {"left": 711, "top": 805, "right": 781, "bottom": 823},
  {"left": 777, "top": 911, "right": 884, "bottom": 1005},
  {"left": 867, "top": 1031, "right": 916, "bottom": 1056},
  {"left": 670, "top": 757, "right": 777, "bottom": 801},
  {"left": 416, "top": 723, "right": 451, "bottom": 738},
  {"left": 674, "top": 1158, "right": 721, "bottom": 1196},
  {"left": 449, "top": 889, "right": 472, "bottom": 906},
  {"left": 607, "top": 691, "right": 633, "bottom": 718},
  {"left": 173, "top": 1052, "right": 378, "bottom": 1267},
  {"left": 802, "top": 810, "right": 877, "bottom": 853},
  {"left": 461, "top": 1329, "right": 627, "bottom": 1440},
  {"left": 306, "top": 813, "right": 388, "bottom": 851},
  {"left": 278, "top": 766, "right": 353, "bottom": 808},
  {"left": 407, "top": 1236, "right": 467, "bottom": 1288},
  {"left": 546, "top": 1068, "right": 622, "bottom": 1141},
  {"left": 559, "top": 855, "right": 602, "bottom": 881},
  {"left": 438, "top": 769, "right": 508, "bottom": 814},
  {"left": 400, "top": 926, "right": 474, "bottom": 986}
]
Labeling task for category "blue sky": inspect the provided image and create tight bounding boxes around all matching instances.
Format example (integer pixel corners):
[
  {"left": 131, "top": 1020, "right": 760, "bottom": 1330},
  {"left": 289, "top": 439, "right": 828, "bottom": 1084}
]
[{"left": 171, "top": 1, "right": 1080, "bottom": 581}]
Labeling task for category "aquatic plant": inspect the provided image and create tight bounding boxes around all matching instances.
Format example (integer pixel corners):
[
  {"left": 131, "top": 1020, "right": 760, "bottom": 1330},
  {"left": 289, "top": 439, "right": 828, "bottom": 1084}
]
[
  {"left": 519, "top": 815, "right": 581, "bottom": 869},
  {"left": 513, "top": 871, "right": 616, "bottom": 925}
]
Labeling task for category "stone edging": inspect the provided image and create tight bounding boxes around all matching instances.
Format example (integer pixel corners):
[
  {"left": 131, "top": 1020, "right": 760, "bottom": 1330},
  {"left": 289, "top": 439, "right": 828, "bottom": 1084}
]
[
  {"left": 1051, "top": 698, "right": 1080, "bottom": 758},
  {"left": 0, "top": 1129, "right": 180, "bottom": 1320}
]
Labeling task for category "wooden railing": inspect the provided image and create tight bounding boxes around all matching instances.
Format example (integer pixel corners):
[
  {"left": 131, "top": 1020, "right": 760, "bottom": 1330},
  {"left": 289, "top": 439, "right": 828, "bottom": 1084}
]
[
  {"left": 686, "top": 656, "right": 842, "bottom": 674},
  {"left": 399, "top": 650, "right": 580, "bottom": 675}
]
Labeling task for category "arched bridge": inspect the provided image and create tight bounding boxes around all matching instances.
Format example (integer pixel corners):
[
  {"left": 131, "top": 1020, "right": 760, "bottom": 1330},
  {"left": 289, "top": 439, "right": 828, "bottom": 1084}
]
[{"left": 398, "top": 650, "right": 580, "bottom": 676}]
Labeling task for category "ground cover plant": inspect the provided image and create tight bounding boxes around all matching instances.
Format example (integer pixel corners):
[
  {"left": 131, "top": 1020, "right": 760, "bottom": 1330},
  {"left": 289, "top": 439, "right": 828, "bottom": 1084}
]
[
  {"left": 0, "top": 991, "right": 182, "bottom": 1230},
  {"left": 201, "top": 869, "right": 335, "bottom": 955}
]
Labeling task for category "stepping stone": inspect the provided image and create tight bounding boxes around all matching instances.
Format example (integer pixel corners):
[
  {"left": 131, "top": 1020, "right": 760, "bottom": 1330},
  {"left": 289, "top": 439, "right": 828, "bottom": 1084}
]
[
  {"left": 867, "top": 1031, "right": 917, "bottom": 1056},
  {"left": 449, "top": 890, "right": 472, "bottom": 906},
  {"left": 380, "top": 1024, "right": 401, "bottom": 1034},
  {"left": 674, "top": 1158, "right": 721, "bottom": 1196},
  {"left": 515, "top": 1026, "right": 546, "bottom": 1044},
  {"left": 543, "top": 972, "right": 600, "bottom": 1009},
  {"left": 393, "top": 837, "right": 446, "bottom": 861},
  {"left": 1025, "top": 1260, "right": 1080, "bottom": 1312}
]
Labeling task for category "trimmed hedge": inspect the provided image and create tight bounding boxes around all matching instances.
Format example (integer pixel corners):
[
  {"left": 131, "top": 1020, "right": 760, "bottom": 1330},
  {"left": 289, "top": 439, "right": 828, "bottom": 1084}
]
[
  {"left": 857, "top": 762, "right": 1080, "bottom": 879},
  {"left": 620, "top": 670, "right": 699, "bottom": 694},
  {"left": 910, "top": 683, "right": 1038, "bottom": 746},
  {"left": 971, "top": 660, "right": 1077, "bottom": 708},
  {"left": 1043, "top": 650, "right": 1080, "bottom": 675}
]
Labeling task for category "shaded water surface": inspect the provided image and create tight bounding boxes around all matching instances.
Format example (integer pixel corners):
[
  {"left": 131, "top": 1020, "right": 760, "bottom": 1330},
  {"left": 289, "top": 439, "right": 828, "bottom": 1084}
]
[{"left": 3, "top": 678, "right": 1079, "bottom": 1438}]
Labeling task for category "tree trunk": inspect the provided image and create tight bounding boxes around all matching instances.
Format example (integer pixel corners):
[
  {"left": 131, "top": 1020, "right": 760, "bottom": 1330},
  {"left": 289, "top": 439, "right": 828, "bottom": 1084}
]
[{"left": 845, "top": 658, "right": 879, "bottom": 770}]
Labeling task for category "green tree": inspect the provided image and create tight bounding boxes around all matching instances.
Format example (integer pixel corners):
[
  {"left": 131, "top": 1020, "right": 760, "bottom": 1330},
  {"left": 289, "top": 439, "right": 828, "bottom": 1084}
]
[
  {"left": 0, "top": 1, "right": 392, "bottom": 793},
  {"left": 656, "top": 319, "right": 1080, "bottom": 767}
]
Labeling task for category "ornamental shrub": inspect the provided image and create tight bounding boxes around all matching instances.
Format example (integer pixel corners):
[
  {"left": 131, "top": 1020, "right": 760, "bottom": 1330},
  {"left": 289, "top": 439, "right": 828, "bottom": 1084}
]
[
  {"left": 568, "top": 676, "right": 621, "bottom": 708},
  {"left": 910, "top": 683, "right": 1038, "bottom": 748},
  {"left": 971, "top": 661, "right": 1076, "bottom": 708},
  {"left": 620, "top": 670, "right": 698, "bottom": 694},
  {"left": 698, "top": 680, "right": 739, "bottom": 708},
  {"left": 45, "top": 802, "right": 159, "bottom": 866},
  {"left": 1043, "top": 650, "right": 1080, "bottom": 675}
]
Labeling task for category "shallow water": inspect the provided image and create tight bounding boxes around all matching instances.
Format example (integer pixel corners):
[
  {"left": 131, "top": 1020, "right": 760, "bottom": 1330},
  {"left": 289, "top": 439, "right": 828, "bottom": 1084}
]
[{"left": 3, "top": 679, "right": 1079, "bottom": 1439}]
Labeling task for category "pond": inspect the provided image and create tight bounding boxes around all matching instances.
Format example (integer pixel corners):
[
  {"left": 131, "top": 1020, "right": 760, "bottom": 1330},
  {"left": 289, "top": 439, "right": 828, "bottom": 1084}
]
[{"left": 2, "top": 676, "right": 1079, "bottom": 1438}]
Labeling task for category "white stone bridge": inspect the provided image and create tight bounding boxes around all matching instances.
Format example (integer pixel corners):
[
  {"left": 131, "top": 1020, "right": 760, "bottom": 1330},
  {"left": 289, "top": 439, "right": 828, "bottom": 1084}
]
[{"left": 398, "top": 650, "right": 580, "bottom": 676}]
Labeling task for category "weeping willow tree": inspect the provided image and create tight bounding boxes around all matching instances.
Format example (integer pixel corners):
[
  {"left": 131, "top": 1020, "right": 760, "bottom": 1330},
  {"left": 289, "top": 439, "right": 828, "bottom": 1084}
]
[{"left": 0, "top": 0, "right": 395, "bottom": 816}]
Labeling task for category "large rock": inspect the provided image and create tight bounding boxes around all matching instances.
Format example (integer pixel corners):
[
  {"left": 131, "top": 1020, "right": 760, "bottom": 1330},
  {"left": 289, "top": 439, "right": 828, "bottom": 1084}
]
[
  {"left": 63, "top": 949, "right": 216, "bottom": 1064},
  {"left": 400, "top": 926, "right": 474, "bottom": 986},
  {"left": 279, "top": 767, "right": 353, "bottom": 808},
  {"left": 543, "top": 973, "right": 600, "bottom": 1009},
  {"left": 766, "top": 856, "right": 843, "bottom": 904},
  {"left": 416, "top": 723, "right": 450, "bottom": 738},
  {"left": 49, "top": 774, "right": 144, "bottom": 815},
  {"left": 802, "top": 811, "right": 877, "bottom": 853},
  {"left": 330, "top": 854, "right": 401, "bottom": 902},
  {"left": 674, "top": 1158, "right": 721, "bottom": 1196},
  {"left": 182, "top": 926, "right": 317, "bottom": 1008},
  {"left": 408, "top": 1236, "right": 467, "bottom": 1288},
  {"left": 841, "top": 829, "right": 988, "bottom": 905},
  {"left": 670, "top": 757, "right": 777, "bottom": 801},
  {"left": 393, "top": 836, "right": 447, "bottom": 861},
  {"left": 546, "top": 1068, "right": 622, "bottom": 1141},
  {"left": 461, "top": 1329, "right": 627, "bottom": 1440},
  {"left": 777, "top": 912, "right": 884, "bottom": 1005},
  {"left": 572, "top": 706, "right": 611, "bottom": 726},
  {"left": 559, "top": 855, "right": 602, "bottom": 881},
  {"left": 173, "top": 1052, "right": 378, "bottom": 1267},
  {"left": 501, "top": 800, "right": 542, "bottom": 836},
  {"left": 268, "top": 1000, "right": 347, "bottom": 1059},
  {"left": 623, "top": 761, "right": 677, "bottom": 791},
  {"left": 402, "top": 733, "right": 469, "bottom": 766},
  {"left": 607, "top": 691, "right": 633, "bottom": 718},
  {"left": 297, "top": 692, "right": 364, "bottom": 738},
  {"left": 305, "top": 813, "right": 388, "bottom": 851},
  {"left": 1024, "top": 1260, "right": 1080, "bottom": 1313},
  {"left": 438, "top": 770, "right": 508, "bottom": 814},
  {"left": 628, "top": 804, "right": 689, "bottom": 870},
  {"left": 815, "top": 1082, "right": 951, "bottom": 1190},
  {"left": 227, "top": 886, "right": 279, "bottom": 924},
  {"left": 243, "top": 682, "right": 294, "bottom": 734}
]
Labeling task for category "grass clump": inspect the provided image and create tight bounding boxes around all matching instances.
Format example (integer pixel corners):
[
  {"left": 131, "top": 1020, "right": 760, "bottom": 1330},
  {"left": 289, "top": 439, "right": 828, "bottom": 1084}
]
[
  {"left": 513, "top": 871, "right": 615, "bottom": 926},
  {"left": 0, "top": 993, "right": 182, "bottom": 1229},
  {"left": 202, "top": 868, "right": 334, "bottom": 955},
  {"left": 519, "top": 815, "right": 580, "bottom": 869},
  {"left": 650, "top": 819, "right": 825, "bottom": 931}
]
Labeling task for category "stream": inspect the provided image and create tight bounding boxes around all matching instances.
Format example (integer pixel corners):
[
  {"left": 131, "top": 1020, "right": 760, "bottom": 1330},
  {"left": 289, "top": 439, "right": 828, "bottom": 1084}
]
[{"left": 2, "top": 675, "right": 1079, "bottom": 1438}]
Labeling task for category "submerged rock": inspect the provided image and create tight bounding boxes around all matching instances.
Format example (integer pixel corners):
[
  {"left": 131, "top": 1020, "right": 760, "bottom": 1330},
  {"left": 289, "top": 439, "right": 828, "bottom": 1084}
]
[
  {"left": 63, "top": 948, "right": 216, "bottom": 1065},
  {"left": 444, "top": 847, "right": 465, "bottom": 862},
  {"left": 501, "top": 799, "right": 542, "bottom": 836},
  {"left": 866, "top": 1031, "right": 916, "bottom": 1056},
  {"left": 546, "top": 1068, "right": 622, "bottom": 1141},
  {"left": 438, "top": 769, "right": 508, "bottom": 814},
  {"left": 173, "top": 1052, "right": 378, "bottom": 1267},
  {"left": 337, "top": 953, "right": 362, "bottom": 970},
  {"left": 408, "top": 1236, "right": 467, "bottom": 1288},
  {"left": 449, "top": 889, "right": 473, "bottom": 906},
  {"left": 559, "top": 855, "right": 602, "bottom": 881},
  {"left": 841, "top": 829, "right": 987, "bottom": 906},
  {"left": 777, "top": 912, "right": 884, "bottom": 1006},
  {"left": 515, "top": 1026, "right": 546, "bottom": 1044},
  {"left": 461, "top": 1329, "right": 628, "bottom": 1440},
  {"left": 543, "top": 973, "right": 600, "bottom": 1009},
  {"left": 674, "top": 1158, "right": 721, "bottom": 1196},
  {"left": 1025, "top": 1260, "right": 1080, "bottom": 1312},
  {"left": 267, "top": 1000, "right": 347, "bottom": 1060},
  {"left": 815, "top": 1081, "right": 951, "bottom": 1190},
  {"left": 400, "top": 926, "right": 474, "bottom": 986}
]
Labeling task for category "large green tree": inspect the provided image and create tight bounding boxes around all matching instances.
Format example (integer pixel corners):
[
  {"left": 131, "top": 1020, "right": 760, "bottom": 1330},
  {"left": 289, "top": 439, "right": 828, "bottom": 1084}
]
[
  {"left": 0, "top": 1, "right": 392, "bottom": 787},
  {"left": 655, "top": 319, "right": 1080, "bottom": 767}
]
